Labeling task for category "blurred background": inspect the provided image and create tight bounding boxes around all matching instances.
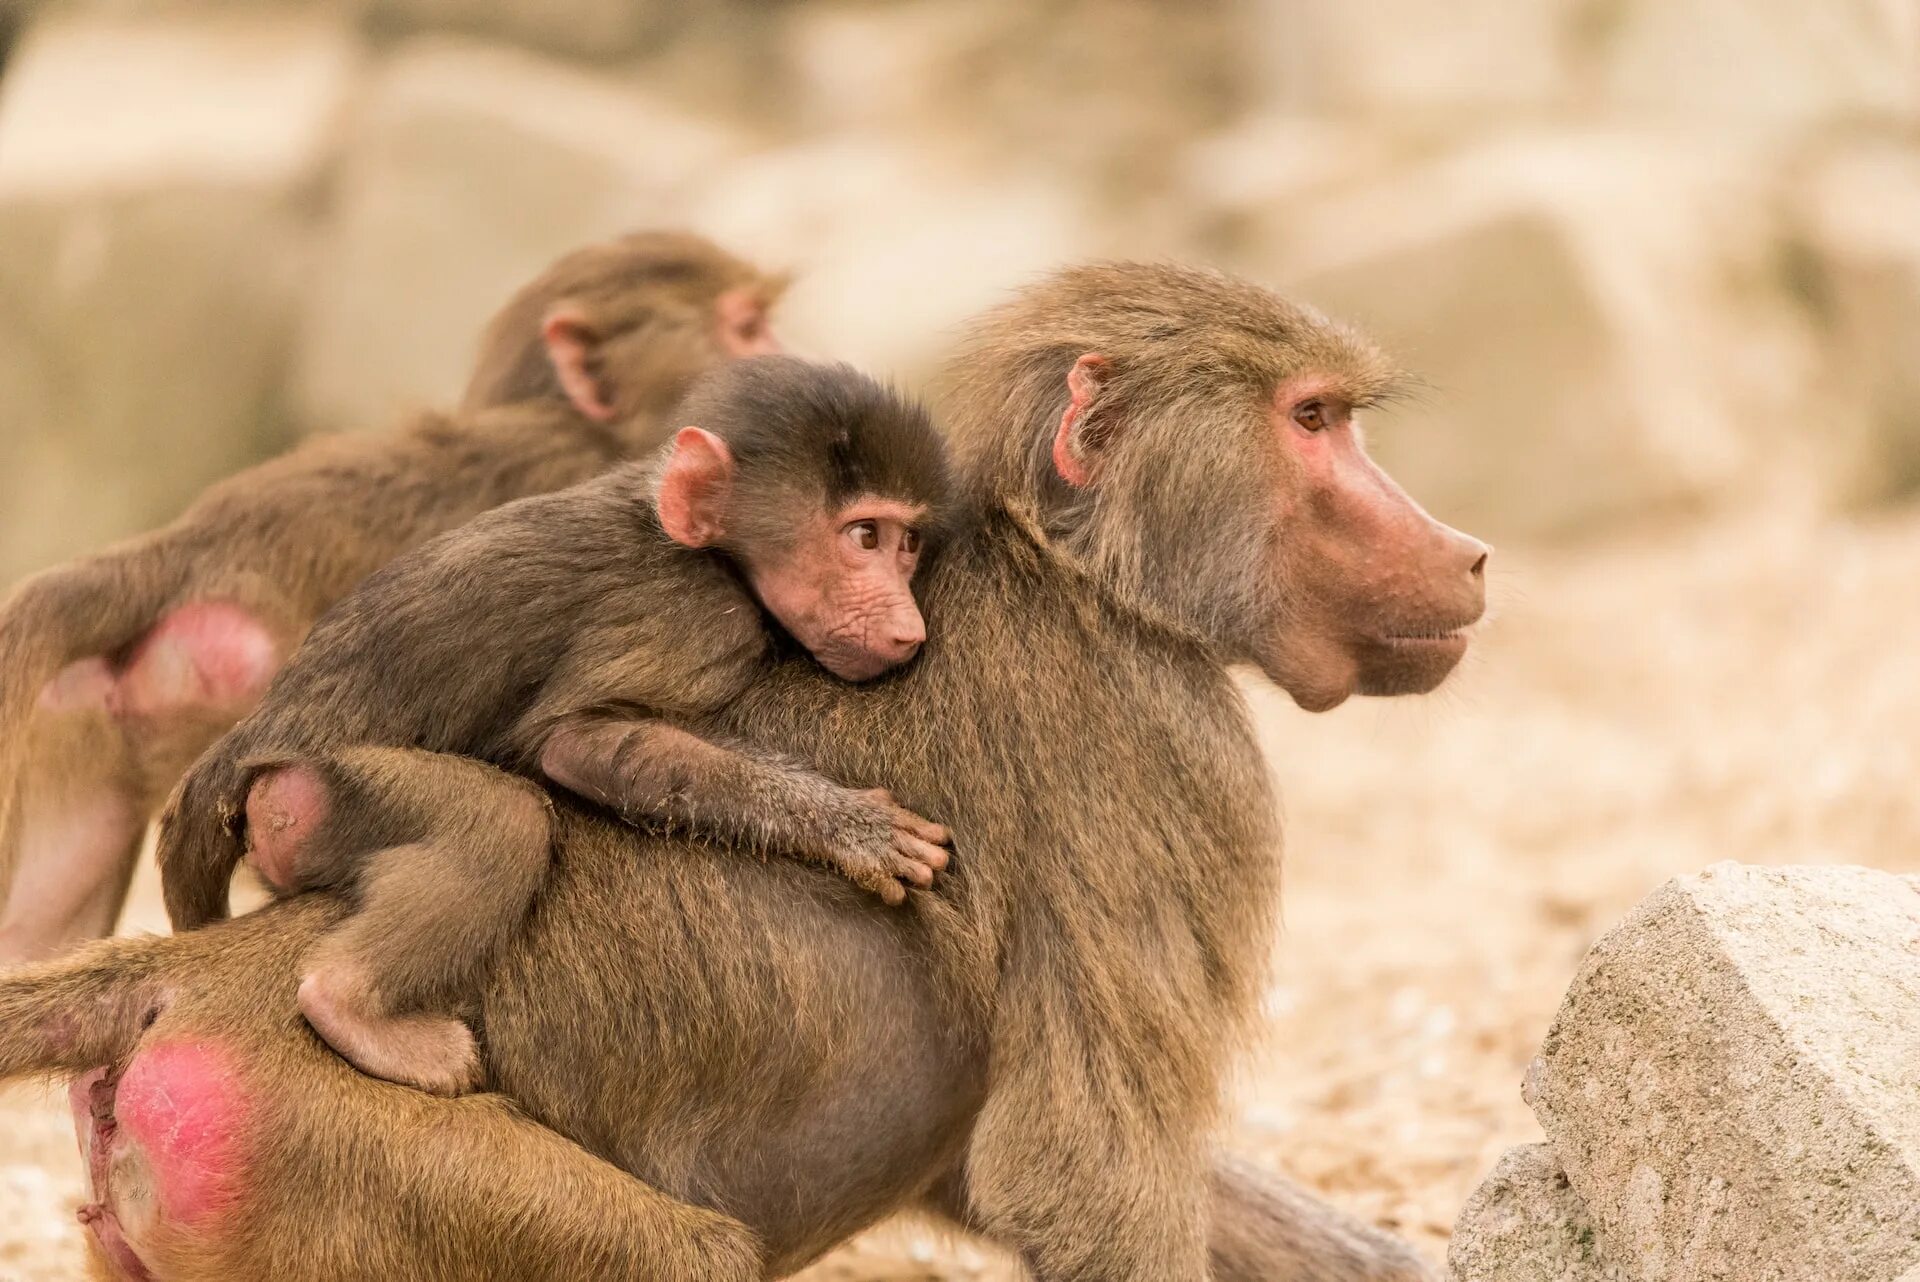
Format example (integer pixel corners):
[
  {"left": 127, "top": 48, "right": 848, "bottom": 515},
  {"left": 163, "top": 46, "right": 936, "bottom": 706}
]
[{"left": 1, "top": 1, "right": 1918, "bottom": 1278}]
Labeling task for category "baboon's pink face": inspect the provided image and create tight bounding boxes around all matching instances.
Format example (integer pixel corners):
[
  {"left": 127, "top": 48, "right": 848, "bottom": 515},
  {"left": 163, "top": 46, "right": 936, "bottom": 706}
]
[
  {"left": 1254, "top": 374, "right": 1488, "bottom": 712},
  {"left": 744, "top": 498, "right": 930, "bottom": 684},
  {"left": 656, "top": 428, "right": 930, "bottom": 684}
]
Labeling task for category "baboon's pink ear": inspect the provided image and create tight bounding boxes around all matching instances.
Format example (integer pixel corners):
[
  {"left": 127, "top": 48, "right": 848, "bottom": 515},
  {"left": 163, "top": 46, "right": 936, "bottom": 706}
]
[
  {"left": 1052, "top": 353, "right": 1113, "bottom": 488},
  {"left": 713, "top": 287, "right": 783, "bottom": 357},
  {"left": 543, "top": 308, "right": 617, "bottom": 422},
  {"left": 656, "top": 428, "right": 734, "bottom": 548}
]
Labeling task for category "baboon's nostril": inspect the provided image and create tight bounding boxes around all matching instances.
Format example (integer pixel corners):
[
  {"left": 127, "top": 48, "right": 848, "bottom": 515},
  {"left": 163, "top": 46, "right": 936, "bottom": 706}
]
[{"left": 1469, "top": 551, "right": 1488, "bottom": 579}]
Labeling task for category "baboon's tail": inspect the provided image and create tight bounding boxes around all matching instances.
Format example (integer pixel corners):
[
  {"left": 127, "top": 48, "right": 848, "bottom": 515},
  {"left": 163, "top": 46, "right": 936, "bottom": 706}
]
[
  {"left": 0, "top": 932, "right": 174, "bottom": 1081},
  {"left": 156, "top": 752, "right": 252, "bottom": 932},
  {"left": 0, "top": 544, "right": 191, "bottom": 896}
]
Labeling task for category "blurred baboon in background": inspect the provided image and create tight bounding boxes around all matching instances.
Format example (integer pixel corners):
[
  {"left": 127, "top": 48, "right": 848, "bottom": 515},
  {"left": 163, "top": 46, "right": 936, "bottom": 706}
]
[{"left": 0, "top": 231, "right": 787, "bottom": 964}]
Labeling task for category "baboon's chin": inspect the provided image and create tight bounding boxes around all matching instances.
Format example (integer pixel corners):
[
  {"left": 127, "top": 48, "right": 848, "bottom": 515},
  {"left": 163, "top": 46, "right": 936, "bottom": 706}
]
[
  {"left": 1285, "top": 684, "right": 1353, "bottom": 714},
  {"left": 1254, "top": 644, "right": 1359, "bottom": 714},
  {"left": 1257, "top": 630, "right": 1469, "bottom": 708},
  {"left": 1351, "top": 635, "right": 1469, "bottom": 697}
]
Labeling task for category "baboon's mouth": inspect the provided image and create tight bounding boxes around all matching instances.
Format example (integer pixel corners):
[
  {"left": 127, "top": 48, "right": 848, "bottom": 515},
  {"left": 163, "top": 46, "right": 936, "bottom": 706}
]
[
  {"left": 1379, "top": 628, "right": 1469, "bottom": 650},
  {"left": 1350, "top": 622, "right": 1476, "bottom": 698}
]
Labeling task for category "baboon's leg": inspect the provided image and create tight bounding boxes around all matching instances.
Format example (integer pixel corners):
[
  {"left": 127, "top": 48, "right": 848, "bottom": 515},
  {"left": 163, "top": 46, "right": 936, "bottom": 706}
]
[
  {"left": 247, "top": 748, "right": 552, "bottom": 1096},
  {"left": 246, "top": 1081, "right": 769, "bottom": 1282},
  {"left": 0, "top": 602, "right": 281, "bottom": 964},
  {"left": 961, "top": 1103, "right": 1210, "bottom": 1279},
  {"left": 0, "top": 932, "right": 170, "bottom": 1078},
  {"left": 920, "top": 1154, "right": 1435, "bottom": 1282},
  {"left": 0, "top": 695, "right": 145, "bottom": 963},
  {"left": 0, "top": 911, "right": 766, "bottom": 1282}
]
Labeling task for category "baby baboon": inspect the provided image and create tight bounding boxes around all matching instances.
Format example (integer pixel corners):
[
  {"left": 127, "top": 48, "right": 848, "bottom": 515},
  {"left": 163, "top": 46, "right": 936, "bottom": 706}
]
[
  {"left": 0, "top": 231, "right": 786, "bottom": 964},
  {"left": 157, "top": 357, "right": 956, "bottom": 1095},
  {"left": 0, "top": 262, "right": 1475, "bottom": 1282}
]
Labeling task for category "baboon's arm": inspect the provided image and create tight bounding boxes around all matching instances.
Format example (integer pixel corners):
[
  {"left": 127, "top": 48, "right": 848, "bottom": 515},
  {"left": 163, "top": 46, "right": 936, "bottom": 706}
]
[{"left": 538, "top": 713, "right": 950, "bottom": 905}]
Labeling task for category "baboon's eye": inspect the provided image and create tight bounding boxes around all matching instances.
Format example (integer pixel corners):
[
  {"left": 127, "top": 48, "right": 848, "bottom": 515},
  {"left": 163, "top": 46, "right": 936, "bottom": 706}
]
[
  {"left": 1292, "top": 400, "right": 1329, "bottom": 432},
  {"left": 902, "top": 528, "right": 922, "bottom": 555},
  {"left": 848, "top": 520, "right": 880, "bottom": 551}
]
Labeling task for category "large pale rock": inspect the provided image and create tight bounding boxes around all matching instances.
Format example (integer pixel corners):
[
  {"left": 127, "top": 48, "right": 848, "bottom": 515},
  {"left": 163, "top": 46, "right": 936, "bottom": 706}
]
[
  {"left": 292, "top": 37, "right": 751, "bottom": 435},
  {"left": 1179, "top": 115, "right": 1411, "bottom": 257},
  {"left": 0, "top": 13, "right": 356, "bottom": 582},
  {"left": 1236, "top": 130, "right": 1815, "bottom": 541},
  {"left": 1789, "top": 140, "right": 1920, "bottom": 505},
  {"left": 1589, "top": 0, "right": 1920, "bottom": 125},
  {"left": 359, "top": 0, "right": 678, "bottom": 61},
  {"left": 784, "top": 0, "right": 1235, "bottom": 207},
  {"left": 689, "top": 137, "right": 1096, "bottom": 386},
  {"left": 1242, "top": 0, "right": 1918, "bottom": 124},
  {"left": 784, "top": 0, "right": 989, "bottom": 136},
  {"left": 1526, "top": 863, "right": 1920, "bottom": 1282},
  {"left": 1244, "top": 0, "right": 1584, "bottom": 118},
  {"left": 1450, "top": 1144, "right": 1625, "bottom": 1282}
]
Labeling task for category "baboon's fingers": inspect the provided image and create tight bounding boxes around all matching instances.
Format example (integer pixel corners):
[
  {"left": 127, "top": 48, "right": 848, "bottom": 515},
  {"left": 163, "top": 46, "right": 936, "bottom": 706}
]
[
  {"left": 885, "top": 858, "right": 933, "bottom": 892},
  {"left": 892, "top": 810, "right": 951, "bottom": 847},
  {"left": 828, "top": 849, "right": 911, "bottom": 904},
  {"left": 888, "top": 843, "right": 943, "bottom": 885},
  {"left": 892, "top": 834, "right": 949, "bottom": 873}
]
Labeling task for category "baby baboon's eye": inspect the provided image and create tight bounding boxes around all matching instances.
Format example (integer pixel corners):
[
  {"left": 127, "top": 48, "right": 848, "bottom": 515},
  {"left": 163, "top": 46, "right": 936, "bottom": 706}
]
[
  {"left": 902, "top": 528, "right": 922, "bottom": 555},
  {"left": 848, "top": 520, "right": 880, "bottom": 551}
]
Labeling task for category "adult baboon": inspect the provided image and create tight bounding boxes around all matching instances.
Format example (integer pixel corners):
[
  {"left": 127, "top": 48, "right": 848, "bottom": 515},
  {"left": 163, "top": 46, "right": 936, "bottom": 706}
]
[
  {"left": 0, "top": 262, "right": 1484, "bottom": 1281},
  {"left": 0, "top": 231, "right": 786, "bottom": 963}
]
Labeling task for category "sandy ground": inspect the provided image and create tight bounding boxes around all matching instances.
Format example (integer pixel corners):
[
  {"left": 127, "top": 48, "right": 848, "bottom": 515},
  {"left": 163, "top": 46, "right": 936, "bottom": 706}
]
[{"left": 4, "top": 509, "right": 1919, "bottom": 1281}]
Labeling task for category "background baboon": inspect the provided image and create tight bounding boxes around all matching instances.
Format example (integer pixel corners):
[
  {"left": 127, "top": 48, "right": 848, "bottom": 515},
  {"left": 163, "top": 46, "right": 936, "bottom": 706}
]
[
  {"left": 157, "top": 358, "right": 954, "bottom": 1094},
  {"left": 0, "top": 231, "right": 786, "bottom": 965},
  {"left": 0, "top": 262, "right": 1481, "bottom": 1282}
]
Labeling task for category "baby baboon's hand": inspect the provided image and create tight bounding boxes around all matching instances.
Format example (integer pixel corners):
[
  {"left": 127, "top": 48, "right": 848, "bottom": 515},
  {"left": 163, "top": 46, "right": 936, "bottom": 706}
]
[{"left": 823, "top": 788, "right": 952, "bottom": 906}]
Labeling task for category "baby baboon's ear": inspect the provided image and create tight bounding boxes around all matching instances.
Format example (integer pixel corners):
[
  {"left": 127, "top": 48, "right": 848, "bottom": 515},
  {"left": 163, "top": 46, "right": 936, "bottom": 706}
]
[{"left": 655, "top": 428, "right": 734, "bottom": 548}]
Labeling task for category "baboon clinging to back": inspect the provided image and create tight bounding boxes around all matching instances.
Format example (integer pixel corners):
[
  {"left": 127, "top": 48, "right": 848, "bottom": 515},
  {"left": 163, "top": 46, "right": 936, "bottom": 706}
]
[
  {"left": 157, "top": 357, "right": 955, "bottom": 1095},
  {"left": 0, "top": 261, "right": 1485, "bottom": 1282},
  {"left": 0, "top": 231, "right": 786, "bottom": 964}
]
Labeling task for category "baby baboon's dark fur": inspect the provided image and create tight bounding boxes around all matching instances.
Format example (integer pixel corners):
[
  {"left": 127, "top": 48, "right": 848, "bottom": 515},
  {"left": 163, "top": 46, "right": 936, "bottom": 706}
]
[{"left": 156, "top": 359, "right": 953, "bottom": 1094}]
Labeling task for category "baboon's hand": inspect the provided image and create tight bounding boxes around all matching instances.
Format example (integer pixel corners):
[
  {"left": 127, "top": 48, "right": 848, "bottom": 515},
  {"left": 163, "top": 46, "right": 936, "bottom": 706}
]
[{"left": 822, "top": 788, "right": 952, "bottom": 906}]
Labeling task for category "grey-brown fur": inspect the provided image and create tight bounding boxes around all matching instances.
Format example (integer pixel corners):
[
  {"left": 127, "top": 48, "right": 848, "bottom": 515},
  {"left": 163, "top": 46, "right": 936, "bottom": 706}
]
[
  {"left": 0, "top": 261, "right": 1452, "bottom": 1282},
  {"left": 0, "top": 231, "right": 782, "bottom": 963},
  {"left": 462, "top": 236, "right": 787, "bottom": 419}
]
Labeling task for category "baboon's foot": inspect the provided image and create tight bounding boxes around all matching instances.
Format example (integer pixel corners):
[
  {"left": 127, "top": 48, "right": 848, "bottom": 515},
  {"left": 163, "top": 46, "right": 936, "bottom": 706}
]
[{"left": 297, "top": 970, "right": 482, "bottom": 1097}]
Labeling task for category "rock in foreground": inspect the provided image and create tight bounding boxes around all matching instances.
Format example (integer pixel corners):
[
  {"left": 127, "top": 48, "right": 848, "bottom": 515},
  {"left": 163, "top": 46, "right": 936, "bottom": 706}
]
[
  {"left": 1524, "top": 863, "right": 1920, "bottom": 1282},
  {"left": 1449, "top": 1143, "right": 1624, "bottom": 1282}
]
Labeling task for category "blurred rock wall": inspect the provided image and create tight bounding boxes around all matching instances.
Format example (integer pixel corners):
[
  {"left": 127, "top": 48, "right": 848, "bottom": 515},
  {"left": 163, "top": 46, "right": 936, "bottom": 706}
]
[{"left": 1, "top": 0, "right": 1917, "bottom": 583}]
